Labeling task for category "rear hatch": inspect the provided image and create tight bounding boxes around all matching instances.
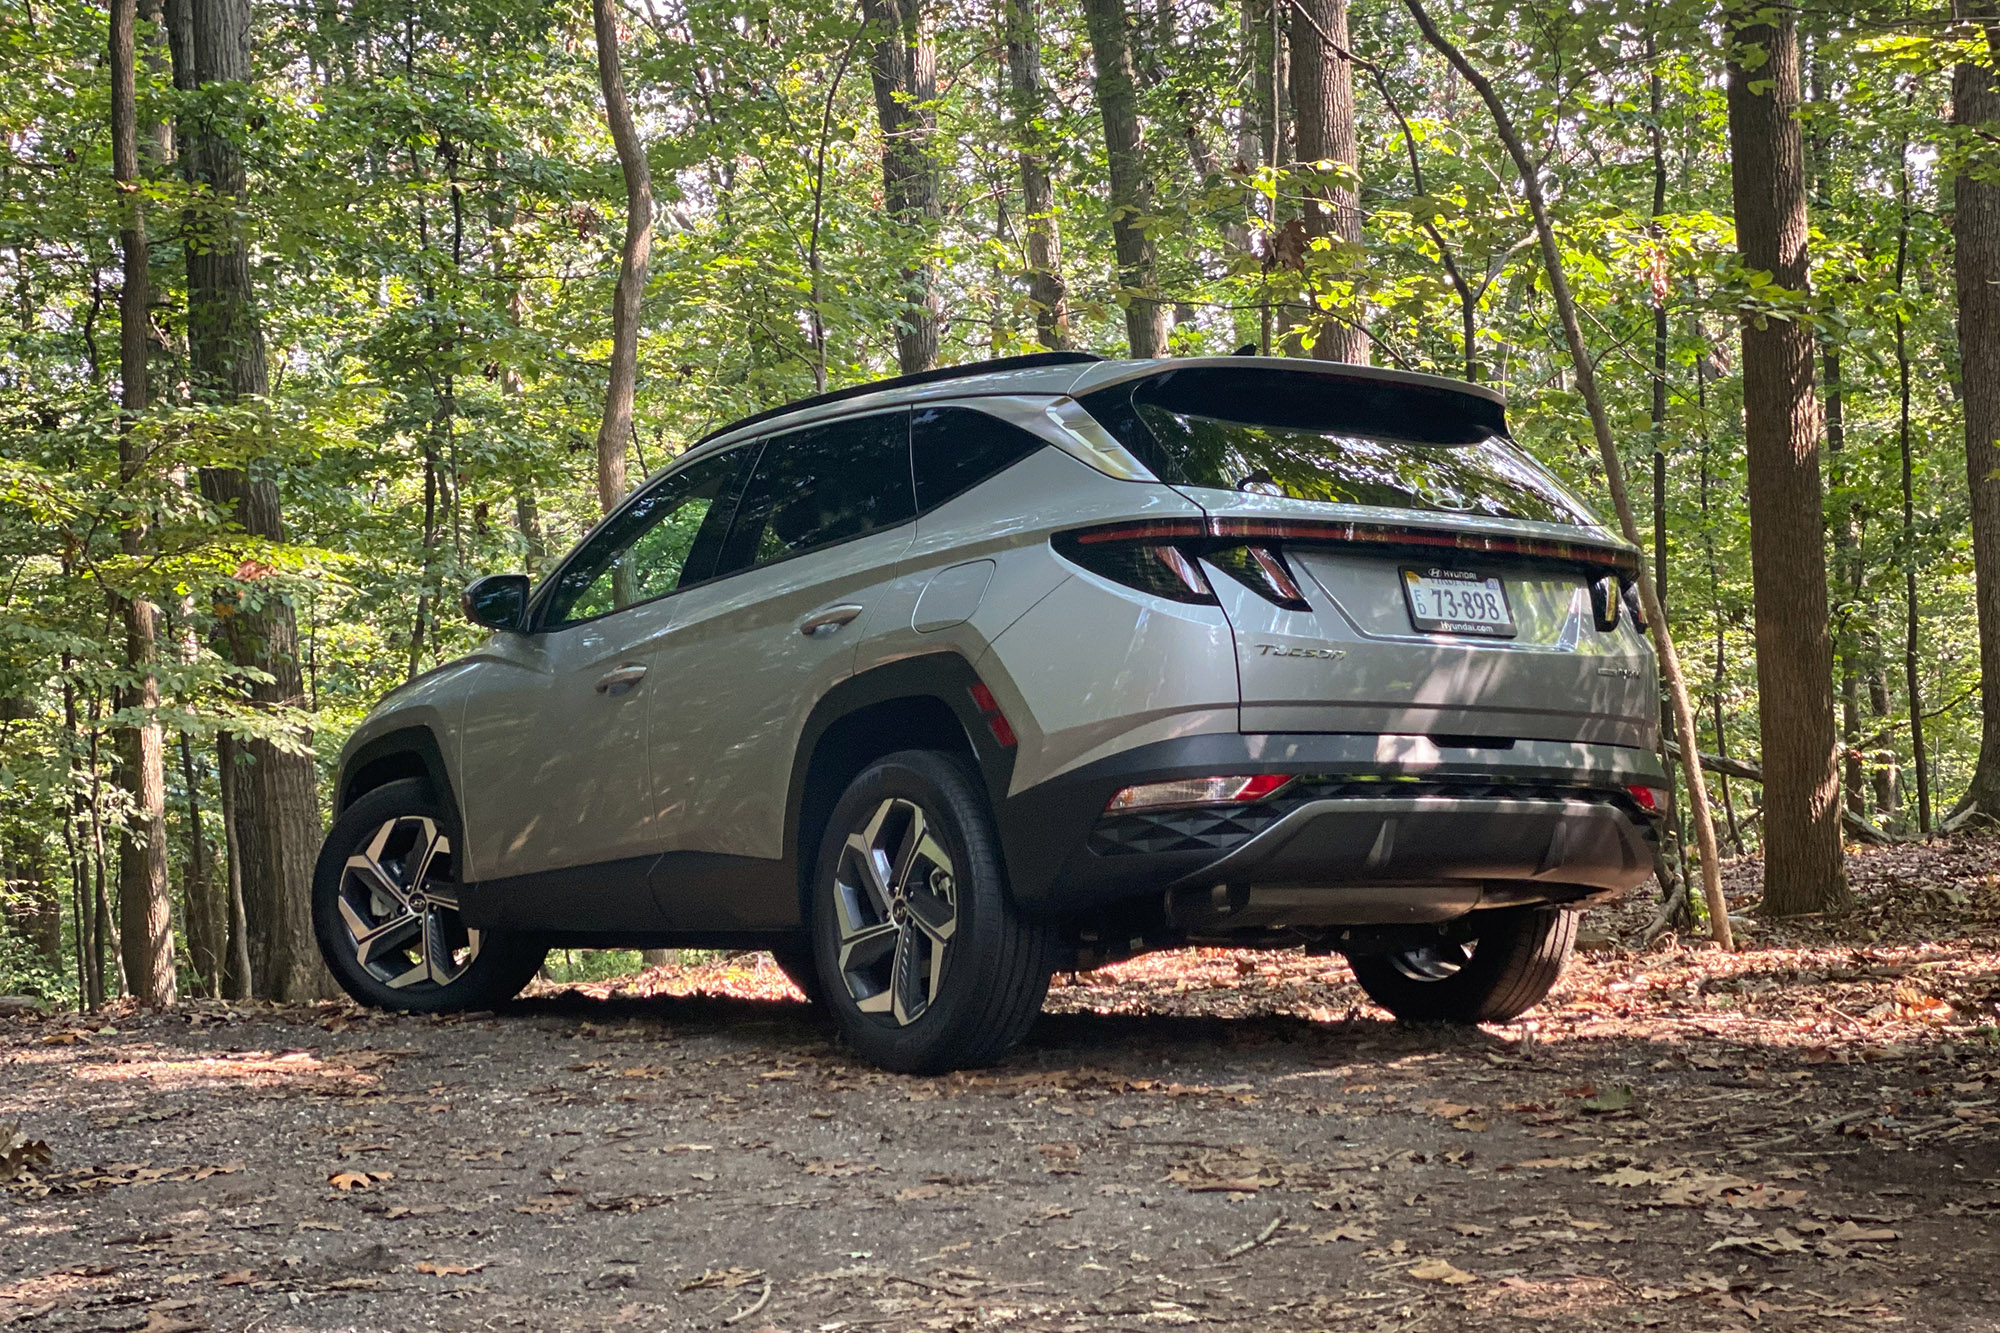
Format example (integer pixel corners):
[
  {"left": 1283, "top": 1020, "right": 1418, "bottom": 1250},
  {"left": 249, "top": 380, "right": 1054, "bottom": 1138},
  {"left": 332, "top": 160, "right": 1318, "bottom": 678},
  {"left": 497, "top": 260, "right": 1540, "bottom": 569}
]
[{"left": 1075, "top": 363, "right": 1657, "bottom": 748}]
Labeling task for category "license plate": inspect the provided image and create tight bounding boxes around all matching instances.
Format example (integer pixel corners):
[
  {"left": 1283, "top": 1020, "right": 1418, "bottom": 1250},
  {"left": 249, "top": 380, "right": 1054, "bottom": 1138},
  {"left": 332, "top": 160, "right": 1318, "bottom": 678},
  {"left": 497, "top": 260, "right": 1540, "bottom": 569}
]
[{"left": 1400, "top": 567, "right": 1516, "bottom": 638}]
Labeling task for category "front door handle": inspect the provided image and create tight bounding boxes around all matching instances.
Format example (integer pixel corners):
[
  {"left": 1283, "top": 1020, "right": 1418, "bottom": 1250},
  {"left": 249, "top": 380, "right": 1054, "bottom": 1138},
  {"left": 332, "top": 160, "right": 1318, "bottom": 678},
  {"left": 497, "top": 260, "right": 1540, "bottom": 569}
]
[
  {"left": 594, "top": 663, "right": 648, "bottom": 696},
  {"left": 798, "top": 604, "right": 865, "bottom": 637}
]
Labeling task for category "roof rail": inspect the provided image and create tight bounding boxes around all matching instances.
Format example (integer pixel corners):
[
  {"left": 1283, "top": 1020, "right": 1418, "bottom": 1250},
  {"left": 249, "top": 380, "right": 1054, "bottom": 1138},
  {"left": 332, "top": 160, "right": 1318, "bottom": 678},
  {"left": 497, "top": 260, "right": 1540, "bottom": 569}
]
[{"left": 692, "top": 351, "right": 1106, "bottom": 445}]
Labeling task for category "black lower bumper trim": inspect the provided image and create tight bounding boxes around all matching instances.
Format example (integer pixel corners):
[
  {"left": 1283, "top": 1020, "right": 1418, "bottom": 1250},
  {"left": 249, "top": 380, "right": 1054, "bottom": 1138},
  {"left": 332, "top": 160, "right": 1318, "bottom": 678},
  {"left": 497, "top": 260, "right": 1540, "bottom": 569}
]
[{"left": 998, "top": 732, "right": 1664, "bottom": 918}]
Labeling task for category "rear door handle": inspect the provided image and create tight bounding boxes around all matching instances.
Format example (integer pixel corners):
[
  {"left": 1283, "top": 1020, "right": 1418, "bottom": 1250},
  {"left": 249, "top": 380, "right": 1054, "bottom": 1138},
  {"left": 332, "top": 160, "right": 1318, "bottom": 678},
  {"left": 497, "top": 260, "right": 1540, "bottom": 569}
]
[
  {"left": 594, "top": 663, "right": 648, "bottom": 696},
  {"left": 798, "top": 604, "right": 864, "bottom": 637}
]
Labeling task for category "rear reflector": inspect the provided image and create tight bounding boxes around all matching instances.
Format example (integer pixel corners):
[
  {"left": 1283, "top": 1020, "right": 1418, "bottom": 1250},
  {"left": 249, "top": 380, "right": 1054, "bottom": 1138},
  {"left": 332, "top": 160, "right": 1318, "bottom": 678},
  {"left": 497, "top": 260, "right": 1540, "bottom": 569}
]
[
  {"left": 1106, "top": 774, "right": 1294, "bottom": 813},
  {"left": 1625, "top": 784, "right": 1668, "bottom": 813},
  {"left": 968, "top": 682, "right": 1017, "bottom": 748}
]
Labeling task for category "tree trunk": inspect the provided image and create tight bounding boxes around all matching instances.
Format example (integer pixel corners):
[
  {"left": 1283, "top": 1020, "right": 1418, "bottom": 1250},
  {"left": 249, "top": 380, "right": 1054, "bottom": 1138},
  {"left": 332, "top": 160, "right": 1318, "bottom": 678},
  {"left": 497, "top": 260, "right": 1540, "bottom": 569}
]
[
  {"left": 1083, "top": 0, "right": 1169, "bottom": 358},
  {"left": 1892, "top": 155, "right": 1931, "bottom": 833},
  {"left": 170, "top": 0, "right": 331, "bottom": 1000},
  {"left": 111, "top": 0, "right": 176, "bottom": 1008},
  {"left": 216, "top": 732, "right": 254, "bottom": 1000},
  {"left": 1722, "top": 0, "right": 1848, "bottom": 914},
  {"left": 177, "top": 731, "right": 225, "bottom": 997},
  {"left": 862, "top": 0, "right": 942, "bottom": 373},
  {"left": 1004, "top": 0, "right": 1069, "bottom": 350},
  {"left": 590, "top": 0, "right": 651, "bottom": 513},
  {"left": 1952, "top": 1, "right": 2000, "bottom": 823},
  {"left": 1287, "top": 0, "right": 1366, "bottom": 363}
]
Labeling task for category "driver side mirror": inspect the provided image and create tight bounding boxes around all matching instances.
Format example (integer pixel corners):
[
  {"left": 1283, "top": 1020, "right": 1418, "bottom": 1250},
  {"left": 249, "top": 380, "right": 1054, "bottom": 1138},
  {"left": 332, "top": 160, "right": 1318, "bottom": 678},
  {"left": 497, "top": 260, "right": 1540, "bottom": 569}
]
[{"left": 462, "top": 573, "right": 530, "bottom": 632}]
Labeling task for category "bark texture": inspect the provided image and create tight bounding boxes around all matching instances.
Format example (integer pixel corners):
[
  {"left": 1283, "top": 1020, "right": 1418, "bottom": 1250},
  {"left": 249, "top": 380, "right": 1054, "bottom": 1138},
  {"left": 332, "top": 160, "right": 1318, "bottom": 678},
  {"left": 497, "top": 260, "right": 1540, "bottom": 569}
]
[
  {"left": 171, "top": 0, "right": 331, "bottom": 999},
  {"left": 1082, "top": 0, "right": 1169, "bottom": 358},
  {"left": 111, "top": 0, "right": 176, "bottom": 1007},
  {"left": 1287, "top": 0, "right": 1367, "bottom": 363},
  {"left": 863, "top": 0, "right": 942, "bottom": 373},
  {"left": 1953, "top": 3, "right": 2000, "bottom": 822},
  {"left": 590, "top": 0, "right": 651, "bottom": 513},
  {"left": 1005, "top": 0, "right": 1069, "bottom": 349},
  {"left": 1724, "top": 1, "right": 1849, "bottom": 914}
]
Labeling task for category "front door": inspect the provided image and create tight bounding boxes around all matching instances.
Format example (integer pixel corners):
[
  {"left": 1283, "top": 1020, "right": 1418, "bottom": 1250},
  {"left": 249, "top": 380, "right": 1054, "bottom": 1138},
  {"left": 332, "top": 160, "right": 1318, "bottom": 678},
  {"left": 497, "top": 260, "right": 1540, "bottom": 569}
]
[{"left": 456, "top": 446, "right": 751, "bottom": 914}]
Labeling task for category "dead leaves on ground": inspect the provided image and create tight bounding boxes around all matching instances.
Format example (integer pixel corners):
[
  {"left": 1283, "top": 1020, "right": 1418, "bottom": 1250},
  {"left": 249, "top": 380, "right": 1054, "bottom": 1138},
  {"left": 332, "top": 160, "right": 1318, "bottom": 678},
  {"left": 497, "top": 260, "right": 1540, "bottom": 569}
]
[
  {"left": 327, "top": 1169, "right": 392, "bottom": 1192},
  {"left": 2, "top": 1122, "right": 51, "bottom": 1182}
]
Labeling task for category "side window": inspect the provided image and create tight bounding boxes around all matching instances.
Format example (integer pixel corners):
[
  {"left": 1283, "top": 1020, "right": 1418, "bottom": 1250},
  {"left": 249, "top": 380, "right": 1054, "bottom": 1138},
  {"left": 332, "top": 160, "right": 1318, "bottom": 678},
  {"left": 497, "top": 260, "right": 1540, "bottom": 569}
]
[
  {"left": 911, "top": 406, "right": 1048, "bottom": 511},
  {"left": 542, "top": 448, "right": 747, "bottom": 627},
  {"left": 715, "top": 412, "right": 915, "bottom": 575}
]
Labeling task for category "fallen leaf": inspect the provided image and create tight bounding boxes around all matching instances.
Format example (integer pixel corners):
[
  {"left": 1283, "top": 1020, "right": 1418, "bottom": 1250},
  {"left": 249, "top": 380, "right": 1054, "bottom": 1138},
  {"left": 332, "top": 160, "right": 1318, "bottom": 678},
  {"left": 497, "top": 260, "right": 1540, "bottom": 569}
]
[
  {"left": 1408, "top": 1258, "right": 1479, "bottom": 1285},
  {"left": 1826, "top": 1221, "right": 1899, "bottom": 1243},
  {"left": 415, "top": 1261, "right": 484, "bottom": 1276}
]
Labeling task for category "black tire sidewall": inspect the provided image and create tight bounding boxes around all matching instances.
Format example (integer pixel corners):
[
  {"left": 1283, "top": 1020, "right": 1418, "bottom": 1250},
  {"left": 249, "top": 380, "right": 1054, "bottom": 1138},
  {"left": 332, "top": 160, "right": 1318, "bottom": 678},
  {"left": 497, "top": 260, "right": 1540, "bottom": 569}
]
[
  {"left": 1348, "top": 906, "right": 1573, "bottom": 1024},
  {"left": 809, "top": 751, "right": 1025, "bottom": 1072},
  {"left": 313, "top": 779, "right": 542, "bottom": 1013}
]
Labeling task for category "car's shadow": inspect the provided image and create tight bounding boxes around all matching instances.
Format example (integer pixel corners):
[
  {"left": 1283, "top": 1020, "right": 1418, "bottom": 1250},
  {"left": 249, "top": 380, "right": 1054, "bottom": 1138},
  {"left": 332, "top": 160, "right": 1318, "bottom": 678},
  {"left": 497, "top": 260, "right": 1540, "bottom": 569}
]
[{"left": 506, "top": 987, "right": 1513, "bottom": 1070}]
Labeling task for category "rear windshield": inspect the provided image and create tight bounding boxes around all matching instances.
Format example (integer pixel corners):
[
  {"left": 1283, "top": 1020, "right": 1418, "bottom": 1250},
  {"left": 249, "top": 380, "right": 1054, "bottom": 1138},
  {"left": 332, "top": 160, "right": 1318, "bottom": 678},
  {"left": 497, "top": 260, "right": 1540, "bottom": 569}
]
[{"left": 1077, "top": 367, "right": 1595, "bottom": 527}]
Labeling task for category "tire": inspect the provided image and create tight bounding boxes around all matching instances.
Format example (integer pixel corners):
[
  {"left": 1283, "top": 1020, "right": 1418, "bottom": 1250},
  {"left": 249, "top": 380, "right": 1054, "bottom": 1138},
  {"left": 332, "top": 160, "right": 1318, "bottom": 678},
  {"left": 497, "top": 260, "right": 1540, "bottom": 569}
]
[
  {"left": 1346, "top": 906, "right": 1577, "bottom": 1024},
  {"left": 313, "top": 779, "right": 546, "bottom": 1013},
  {"left": 808, "top": 750, "right": 1056, "bottom": 1074}
]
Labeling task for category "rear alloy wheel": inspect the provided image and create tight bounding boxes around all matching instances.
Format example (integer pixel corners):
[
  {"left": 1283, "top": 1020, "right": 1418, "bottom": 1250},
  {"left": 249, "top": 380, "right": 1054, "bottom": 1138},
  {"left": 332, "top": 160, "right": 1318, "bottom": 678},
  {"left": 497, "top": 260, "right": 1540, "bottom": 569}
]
[
  {"left": 1346, "top": 906, "right": 1577, "bottom": 1024},
  {"left": 314, "top": 779, "right": 545, "bottom": 1013},
  {"left": 810, "top": 751, "right": 1055, "bottom": 1073}
]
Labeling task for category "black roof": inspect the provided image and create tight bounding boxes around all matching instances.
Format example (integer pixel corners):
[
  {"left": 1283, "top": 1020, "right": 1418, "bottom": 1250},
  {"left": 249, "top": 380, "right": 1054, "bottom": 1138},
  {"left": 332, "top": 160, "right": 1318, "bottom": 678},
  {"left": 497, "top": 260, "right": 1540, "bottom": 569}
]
[{"left": 692, "top": 351, "right": 1104, "bottom": 446}]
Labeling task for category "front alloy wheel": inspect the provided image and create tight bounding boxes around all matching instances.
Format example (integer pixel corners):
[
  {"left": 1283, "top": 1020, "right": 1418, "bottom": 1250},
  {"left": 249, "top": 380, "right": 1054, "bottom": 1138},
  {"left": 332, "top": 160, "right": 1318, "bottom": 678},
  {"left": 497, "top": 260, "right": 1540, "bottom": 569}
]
[
  {"left": 832, "top": 797, "right": 959, "bottom": 1025},
  {"left": 335, "top": 814, "right": 479, "bottom": 991},
  {"left": 313, "top": 778, "right": 545, "bottom": 1013}
]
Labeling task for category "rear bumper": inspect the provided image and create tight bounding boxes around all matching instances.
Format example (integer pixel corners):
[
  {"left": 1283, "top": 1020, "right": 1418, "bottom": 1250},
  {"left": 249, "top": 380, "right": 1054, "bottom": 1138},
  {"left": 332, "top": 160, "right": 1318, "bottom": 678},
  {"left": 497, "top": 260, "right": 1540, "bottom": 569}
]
[{"left": 996, "top": 732, "right": 1663, "bottom": 921}]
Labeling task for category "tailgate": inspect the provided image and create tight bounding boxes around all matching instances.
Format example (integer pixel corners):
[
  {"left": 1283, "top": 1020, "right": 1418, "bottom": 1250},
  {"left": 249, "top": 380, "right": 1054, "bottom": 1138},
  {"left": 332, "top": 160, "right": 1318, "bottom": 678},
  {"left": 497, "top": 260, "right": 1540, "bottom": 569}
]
[{"left": 1186, "top": 492, "right": 1658, "bottom": 747}]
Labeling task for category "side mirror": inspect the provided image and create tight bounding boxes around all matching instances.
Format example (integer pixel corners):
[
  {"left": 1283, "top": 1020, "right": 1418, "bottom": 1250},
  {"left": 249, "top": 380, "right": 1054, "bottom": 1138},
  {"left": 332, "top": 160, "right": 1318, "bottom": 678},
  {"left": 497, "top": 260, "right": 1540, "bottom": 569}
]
[{"left": 462, "top": 574, "right": 530, "bottom": 632}]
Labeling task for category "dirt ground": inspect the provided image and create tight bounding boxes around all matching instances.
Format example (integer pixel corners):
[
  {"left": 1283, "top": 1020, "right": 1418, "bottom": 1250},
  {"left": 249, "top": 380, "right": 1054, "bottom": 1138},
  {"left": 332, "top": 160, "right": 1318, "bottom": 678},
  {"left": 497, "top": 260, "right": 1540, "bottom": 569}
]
[{"left": 6, "top": 836, "right": 2000, "bottom": 1333}]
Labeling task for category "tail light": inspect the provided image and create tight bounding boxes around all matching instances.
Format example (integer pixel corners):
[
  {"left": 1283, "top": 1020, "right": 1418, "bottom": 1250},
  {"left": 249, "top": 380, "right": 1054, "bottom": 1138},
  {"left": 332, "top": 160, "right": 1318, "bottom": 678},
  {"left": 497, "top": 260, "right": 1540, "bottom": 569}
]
[
  {"left": 1052, "top": 524, "right": 1216, "bottom": 605},
  {"left": 1107, "top": 774, "right": 1295, "bottom": 812},
  {"left": 1589, "top": 575, "right": 1621, "bottom": 632},
  {"left": 1204, "top": 544, "right": 1312, "bottom": 611}
]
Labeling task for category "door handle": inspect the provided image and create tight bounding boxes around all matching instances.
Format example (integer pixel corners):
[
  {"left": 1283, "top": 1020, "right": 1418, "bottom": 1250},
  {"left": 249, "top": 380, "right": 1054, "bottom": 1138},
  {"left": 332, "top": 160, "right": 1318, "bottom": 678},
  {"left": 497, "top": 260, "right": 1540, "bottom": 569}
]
[
  {"left": 798, "top": 604, "right": 865, "bottom": 637},
  {"left": 594, "top": 663, "right": 648, "bottom": 696}
]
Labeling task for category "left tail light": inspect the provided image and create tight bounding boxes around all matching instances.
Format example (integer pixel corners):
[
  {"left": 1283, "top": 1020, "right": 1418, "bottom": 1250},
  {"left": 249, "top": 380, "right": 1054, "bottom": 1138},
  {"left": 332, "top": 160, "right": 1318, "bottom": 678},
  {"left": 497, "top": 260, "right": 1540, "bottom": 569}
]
[
  {"left": 1051, "top": 524, "right": 1216, "bottom": 605},
  {"left": 1107, "top": 774, "right": 1295, "bottom": 813}
]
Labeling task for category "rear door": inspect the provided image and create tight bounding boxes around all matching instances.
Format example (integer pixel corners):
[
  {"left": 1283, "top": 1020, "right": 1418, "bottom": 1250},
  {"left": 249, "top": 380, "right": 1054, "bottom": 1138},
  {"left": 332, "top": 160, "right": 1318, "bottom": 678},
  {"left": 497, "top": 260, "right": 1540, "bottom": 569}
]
[{"left": 644, "top": 410, "right": 918, "bottom": 908}]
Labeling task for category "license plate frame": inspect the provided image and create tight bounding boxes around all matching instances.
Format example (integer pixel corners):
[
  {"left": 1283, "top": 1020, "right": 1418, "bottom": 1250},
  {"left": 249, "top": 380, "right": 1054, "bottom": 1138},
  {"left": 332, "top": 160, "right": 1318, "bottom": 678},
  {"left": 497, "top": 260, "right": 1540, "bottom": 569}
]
[{"left": 1399, "top": 566, "right": 1517, "bottom": 638}]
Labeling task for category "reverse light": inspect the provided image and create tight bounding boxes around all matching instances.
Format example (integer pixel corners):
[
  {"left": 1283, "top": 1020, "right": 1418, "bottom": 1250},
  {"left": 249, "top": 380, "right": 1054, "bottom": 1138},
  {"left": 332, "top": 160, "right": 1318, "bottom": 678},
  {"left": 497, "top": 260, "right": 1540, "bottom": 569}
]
[{"left": 1106, "top": 774, "right": 1295, "bottom": 813}]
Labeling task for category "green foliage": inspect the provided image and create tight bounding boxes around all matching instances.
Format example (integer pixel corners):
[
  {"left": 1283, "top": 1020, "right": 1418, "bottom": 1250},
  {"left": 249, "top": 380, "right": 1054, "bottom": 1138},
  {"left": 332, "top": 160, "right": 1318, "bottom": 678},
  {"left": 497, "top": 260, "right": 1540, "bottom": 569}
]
[{"left": 0, "top": 0, "right": 1991, "bottom": 1002}]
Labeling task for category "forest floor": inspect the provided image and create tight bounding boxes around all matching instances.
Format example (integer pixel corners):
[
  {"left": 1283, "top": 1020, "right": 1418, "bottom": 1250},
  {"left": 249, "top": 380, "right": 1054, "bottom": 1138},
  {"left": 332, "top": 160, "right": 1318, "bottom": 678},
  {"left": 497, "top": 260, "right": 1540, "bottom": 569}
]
[{"left": 5, "top": 836, "right": 2000, "bottom": 1333}]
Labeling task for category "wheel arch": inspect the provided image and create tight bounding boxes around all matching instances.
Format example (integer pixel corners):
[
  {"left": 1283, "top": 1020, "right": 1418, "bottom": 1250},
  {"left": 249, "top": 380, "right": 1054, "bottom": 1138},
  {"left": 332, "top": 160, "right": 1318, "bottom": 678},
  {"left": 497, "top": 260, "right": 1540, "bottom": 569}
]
[
  {"left": 337, "top": 726, "right": 462, "bottom": 831},
  {"left": 785, "top": 653, "right": 1017, "bottom": 924}
]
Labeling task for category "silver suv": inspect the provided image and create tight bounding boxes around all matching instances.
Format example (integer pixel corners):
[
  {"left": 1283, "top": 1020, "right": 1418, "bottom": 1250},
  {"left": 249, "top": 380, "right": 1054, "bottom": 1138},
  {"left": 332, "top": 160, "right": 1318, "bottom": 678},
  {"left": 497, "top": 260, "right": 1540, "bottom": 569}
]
[{"left": 316, "top": 353, "right": 1665, "bottom": 1072}]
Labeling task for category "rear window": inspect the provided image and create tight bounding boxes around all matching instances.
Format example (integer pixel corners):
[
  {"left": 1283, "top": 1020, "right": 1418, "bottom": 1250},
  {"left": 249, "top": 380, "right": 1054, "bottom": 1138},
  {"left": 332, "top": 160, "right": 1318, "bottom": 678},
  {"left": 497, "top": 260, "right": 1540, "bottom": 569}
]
[{"left": 1077, "top": 367, "right": 1594, "bottom": 527}]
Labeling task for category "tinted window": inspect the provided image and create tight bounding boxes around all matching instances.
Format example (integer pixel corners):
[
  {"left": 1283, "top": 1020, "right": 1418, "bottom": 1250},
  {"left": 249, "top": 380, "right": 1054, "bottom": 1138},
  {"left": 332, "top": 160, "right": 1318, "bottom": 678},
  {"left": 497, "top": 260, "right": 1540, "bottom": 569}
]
[
  {"left": 1078, "top": 368, "right": 1593, "bottom": 527},
  {"left": 716, "top": 413, "right": 915, "bottom": 574},
  {"left": 911, "top": 406, "right": 1047, "bottom": 511},
  {"left": 542, "top": 448, "right": 747, "bottom": 627}
]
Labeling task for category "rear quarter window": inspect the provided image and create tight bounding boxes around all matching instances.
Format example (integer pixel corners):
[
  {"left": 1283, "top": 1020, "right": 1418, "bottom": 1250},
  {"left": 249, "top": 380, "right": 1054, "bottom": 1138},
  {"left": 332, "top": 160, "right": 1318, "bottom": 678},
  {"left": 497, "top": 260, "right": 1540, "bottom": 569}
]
[{"left": 911, "top": 406, "right": 1048, "bottom": 511}]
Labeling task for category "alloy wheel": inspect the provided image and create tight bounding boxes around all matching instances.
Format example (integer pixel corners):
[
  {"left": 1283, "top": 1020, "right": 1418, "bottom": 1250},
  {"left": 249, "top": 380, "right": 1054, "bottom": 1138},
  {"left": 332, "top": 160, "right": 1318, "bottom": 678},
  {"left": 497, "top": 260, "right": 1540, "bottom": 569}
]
[
  {"left": 335, "top": 815, "right": 481, "bottom": 990},
  {"left": 1387, "top": 939, "right": 1473, "bottom": 983},
  {"left": 831, "top": 797, "right": 958, "bottom": 1025}
]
